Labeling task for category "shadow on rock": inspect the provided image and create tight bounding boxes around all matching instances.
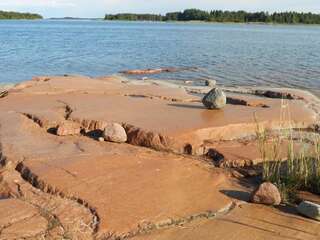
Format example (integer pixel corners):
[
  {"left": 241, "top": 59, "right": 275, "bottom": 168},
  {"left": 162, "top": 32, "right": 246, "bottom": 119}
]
[
  {"left": 167, "top": 103, "right": 206, "bottom": 110},
  {"left": 220, "top": 190, "right": 251, "bottom": 202}
]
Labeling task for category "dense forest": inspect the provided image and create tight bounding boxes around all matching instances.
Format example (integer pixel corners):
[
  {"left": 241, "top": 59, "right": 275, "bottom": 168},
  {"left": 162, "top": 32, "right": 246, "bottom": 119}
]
[
  {"left": 0, "top": 10, "right": 42, "bottom": 20},
  {"left": 105, "top": 9, "right": 320, "bottom": 24}
]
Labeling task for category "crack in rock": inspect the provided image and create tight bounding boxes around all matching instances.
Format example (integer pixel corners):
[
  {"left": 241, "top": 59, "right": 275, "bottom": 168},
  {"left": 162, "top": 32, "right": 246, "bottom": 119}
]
[
  {"left": 21, "top": 113, "right": 47, "bottom": 128},
  {"left": 15, "top": 161, "right": 100, "bottom": 235},
  {"left": 99, "top": 202, "right": 237, "bottom": 240},
  {"left": 123, "top": 94, "right": 199, "bottom": 103},
  {"left": 57, "top": 100, "right": 74, "bottom": 120}
]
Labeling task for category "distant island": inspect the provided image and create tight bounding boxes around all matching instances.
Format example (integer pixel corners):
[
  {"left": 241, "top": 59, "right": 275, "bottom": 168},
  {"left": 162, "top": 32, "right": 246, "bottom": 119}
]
[
  {"left": 49, "top": 17, "right": 102, "bottom": 20},
  {"left": 105, "top": 9, "right": 320, "bottom": 24},
  {"left": 0, "top": 10, "right": 42, "bottom": 20}
]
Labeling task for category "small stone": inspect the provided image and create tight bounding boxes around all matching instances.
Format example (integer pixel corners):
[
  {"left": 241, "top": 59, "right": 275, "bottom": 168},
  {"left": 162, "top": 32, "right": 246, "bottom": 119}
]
[
  {"left": 297, "top": 201, "right": 320, "bottom": 221},
  {"left": 103, "top": 123, "right": 127, "bottom": 143},
  {"left": 205, "top": 79, "right": 216, "bottom": 87},
  {"left": 202, "top": 88, "right": 226, "bottom": 110},
  {"left": 56, "top": 122, "right": 81, "bottom": 136},
  {"left": 250, "top": 182, "right": 281, "bottom": 206},
  {"left": 98, "top": 137, "right": 105, "bottom": 142}
]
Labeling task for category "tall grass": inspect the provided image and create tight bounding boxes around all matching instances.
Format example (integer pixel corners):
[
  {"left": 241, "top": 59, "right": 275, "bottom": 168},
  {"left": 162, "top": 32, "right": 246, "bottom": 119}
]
[{"left": 255, "top": 99, "right": 320, "bottom": 202}]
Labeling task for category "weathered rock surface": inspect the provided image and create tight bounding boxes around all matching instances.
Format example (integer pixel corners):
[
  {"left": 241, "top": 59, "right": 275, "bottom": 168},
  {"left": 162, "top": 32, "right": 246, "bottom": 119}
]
[
  {"left": 298, "top": 201, "right": 320, "bottom": 221},
  {"left": 103, "top": 122, "right": 127, "bottom": 143},
  {"left": 0, "top": 170, "right": 95, "bottom": 239},
  {"left": 202, "top": 88, "right": 227, "bottom": 109},
  {"left": 0, "top": 176, "right": 12, "bottom": 199},
  {"left": 123, "top": 123, "right": 172, "bottom": 151},
  {"left": 250, "top": 182, "right": 281, "bottom": 206},
  {"left": 133, "top": 204, "right": 320, "bottom": 240},
  {"left": 56, "top": 121, "right": 81, "bottom": 136},
  {"left": 0, "top": 75, "right": 318, "bottom": 239},
  {"left": 0, "top": 199, "right": 48, "bottom": 239}
]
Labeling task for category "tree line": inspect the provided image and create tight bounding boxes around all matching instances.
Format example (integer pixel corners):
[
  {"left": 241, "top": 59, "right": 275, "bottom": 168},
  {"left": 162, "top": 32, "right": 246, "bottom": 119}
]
[
  {"left": 0, "top": 10, "right": 43, "bottom": 20},
  {"left": 105, "top": 9, "right": 320, "bottom": 24}
]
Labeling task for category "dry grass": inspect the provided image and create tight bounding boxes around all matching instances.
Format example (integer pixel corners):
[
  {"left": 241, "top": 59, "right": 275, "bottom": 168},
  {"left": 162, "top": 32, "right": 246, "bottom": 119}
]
[{"left": 255, "top": 99, "right": 320, "bottom": 202}]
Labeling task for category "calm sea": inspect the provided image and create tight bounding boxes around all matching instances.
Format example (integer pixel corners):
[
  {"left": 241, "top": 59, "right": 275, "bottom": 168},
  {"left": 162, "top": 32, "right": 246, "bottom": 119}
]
[{"left": 0, "top": 20, "right": 320, "bottom": 92}]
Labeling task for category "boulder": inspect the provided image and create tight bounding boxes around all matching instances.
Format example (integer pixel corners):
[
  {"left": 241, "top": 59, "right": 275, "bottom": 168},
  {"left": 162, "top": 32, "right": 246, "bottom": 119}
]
[
  {"left": 202, "top": 88, "right": 226, "bottom": 109},
  {"left": 250, "top": 182, "right": 281, "bottom": 206},
  {"left": 205, "top": 79, "right": 216, "bottom": 87},
  {"left": 103, "top": 123, "right": 127, "bottom": 143},
  {"left": 297, "top": 201, "right": 320, "bottom": 221},
  {"left": 56, "top": 121, "right": 81, "bottom": 136}
]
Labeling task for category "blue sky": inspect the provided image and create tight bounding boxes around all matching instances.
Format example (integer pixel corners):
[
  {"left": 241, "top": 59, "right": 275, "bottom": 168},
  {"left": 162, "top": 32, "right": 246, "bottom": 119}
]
[{"left": 0, "top": 0, "right": 319, "bottom": 18}]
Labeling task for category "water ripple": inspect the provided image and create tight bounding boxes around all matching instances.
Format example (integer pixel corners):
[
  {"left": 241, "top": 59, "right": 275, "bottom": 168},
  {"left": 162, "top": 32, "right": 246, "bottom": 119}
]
[{"left": 0, "top": 20, "right": 319, "bottom": 92}]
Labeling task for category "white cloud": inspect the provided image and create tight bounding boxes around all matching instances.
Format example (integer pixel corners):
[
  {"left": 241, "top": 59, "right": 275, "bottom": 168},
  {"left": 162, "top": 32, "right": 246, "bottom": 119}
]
[{"left": 0, "top": 0, "right": 75, "bottom": 8}]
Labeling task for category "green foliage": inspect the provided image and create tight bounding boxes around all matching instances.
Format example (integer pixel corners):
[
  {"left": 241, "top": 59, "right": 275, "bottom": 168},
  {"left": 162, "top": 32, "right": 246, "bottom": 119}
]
[
  {"left": 105, "top": 13, "right": 163, "bottom": 21},
  {"left": 0, "top": 10, "right": 42, "bottom": 20},
  {"left": 105, "top": 9, "right": 320, "bottom": 24},
  {"left": 165, "top": 12, "right": 181, "bottom": 21}
]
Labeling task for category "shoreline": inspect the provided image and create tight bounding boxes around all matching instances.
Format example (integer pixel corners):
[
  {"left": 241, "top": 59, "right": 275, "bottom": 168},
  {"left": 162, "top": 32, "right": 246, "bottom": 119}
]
[
  {"left": 2, "top": 74, "right": 320, "bottom": 98},
  {"left": 1, "top": 74, "right": 320, "bottom": 238},
  {"left": 2, "top": 18, "right": 320, "bottom": 26}
]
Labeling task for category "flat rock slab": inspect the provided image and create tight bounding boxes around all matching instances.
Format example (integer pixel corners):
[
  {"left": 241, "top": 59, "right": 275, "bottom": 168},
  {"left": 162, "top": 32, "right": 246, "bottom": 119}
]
[
  {"left": 5, "top": 76, "right": 317, "bottom": 143},
  {"left": 19, "top": 143, "right": 235, "bottom": 234},
  {"left": 0, "top": 112, "right": 237, "bottom": 235},
  {"left": 133, "top": 204, "right": 320, "bottom": 240},
  {"left": 1, "top": 75, "right": 319, "bottom": 238}
]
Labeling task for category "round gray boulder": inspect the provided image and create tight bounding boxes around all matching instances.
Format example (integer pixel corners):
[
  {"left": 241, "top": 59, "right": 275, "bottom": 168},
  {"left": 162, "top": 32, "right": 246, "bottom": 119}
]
[
  {"left": 103, "top": 123, "right": 127, "bottom": 143},
  {"left": 202, "top": 88, "right": 226, "bottom": 109}
]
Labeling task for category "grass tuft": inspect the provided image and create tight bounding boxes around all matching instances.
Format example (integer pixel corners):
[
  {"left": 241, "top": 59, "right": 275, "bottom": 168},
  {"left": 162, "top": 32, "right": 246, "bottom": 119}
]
[{"left": 255, "top": 99, "right": 320, "bottom": 203}]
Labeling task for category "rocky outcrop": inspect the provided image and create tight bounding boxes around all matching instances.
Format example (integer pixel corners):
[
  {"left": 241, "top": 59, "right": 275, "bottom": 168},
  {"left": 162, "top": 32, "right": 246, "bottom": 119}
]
[
  {"left": 56, "top": 121, "right": 81, "bottom": 136},
  {"left": 226, "top": 97, "right": 269, "bottom": 108},
  {"left": 72, "top": 118, "right": 108, "bottom": 132},
  {"left": 202, "top": 88, "right": 227, "bottom": 109},
  {"left": 120, "top": 67, "right": 197, "bottom": 75},
  {"left": 103, "top": 123, "right": 127, "bottom": 143},
  {"left": 250, "top": 182, "right": 281, "bottom": 206},
  {"left": 21, "top": 113, "right": 51, "bottom": 129},
  {"left": 297, "top": 201, "right": 320, "bottom": 221},
  {"left": 254, "top": 90, "right": 303, "bottom": 100},
  {"left": 121, "top": 68, "right": 177, "bottom": 75},
  {"left": 123, "top": 124, "right": 173, "bottom": 151}
]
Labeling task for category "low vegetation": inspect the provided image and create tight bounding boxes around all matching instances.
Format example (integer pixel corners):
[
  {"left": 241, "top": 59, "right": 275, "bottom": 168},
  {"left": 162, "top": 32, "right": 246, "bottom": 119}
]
[
  {"left": 0, "top": 10, "right": 42, "bottom": 20},
  {"left": 256, "top": 105, "right": 320, "bottom": 202},
  {"left": 105, "top": 9, "right": 320, "bottom": 24}
]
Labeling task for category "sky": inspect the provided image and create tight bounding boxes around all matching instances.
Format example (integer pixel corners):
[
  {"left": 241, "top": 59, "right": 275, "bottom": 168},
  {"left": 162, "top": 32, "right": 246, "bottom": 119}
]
[{"left": 0, "top": 0, "right": 319, "bottom": 18}]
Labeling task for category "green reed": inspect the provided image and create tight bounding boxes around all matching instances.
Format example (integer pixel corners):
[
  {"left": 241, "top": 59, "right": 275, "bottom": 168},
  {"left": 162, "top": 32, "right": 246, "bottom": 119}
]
[{"left": 255, "top": 100, "right": 320, "bottom": 202}]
